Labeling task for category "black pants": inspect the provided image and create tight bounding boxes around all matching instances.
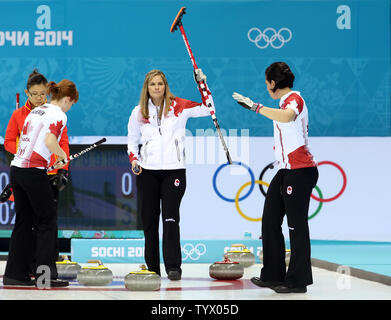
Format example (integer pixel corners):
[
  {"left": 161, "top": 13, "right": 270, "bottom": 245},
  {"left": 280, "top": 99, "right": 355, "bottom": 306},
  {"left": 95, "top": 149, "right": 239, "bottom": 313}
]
[
  {"left": 29, "top": 180, "right": 60, "bottom": 273},
  {"left": 260, "top": 167, "right": 318, "bottom": 287},
  {"left": 136, "top": 168, "right": 186, "bottom": 276},
  {"left": 5, "top": 166, "right": 58, "bottom": 281}
]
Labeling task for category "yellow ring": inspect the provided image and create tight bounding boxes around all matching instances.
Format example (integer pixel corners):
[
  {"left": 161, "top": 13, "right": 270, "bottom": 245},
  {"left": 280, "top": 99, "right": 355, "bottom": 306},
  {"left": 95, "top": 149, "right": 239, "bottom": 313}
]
[{"left": 235, "top": 180, "right": 270, "bottom": 222}]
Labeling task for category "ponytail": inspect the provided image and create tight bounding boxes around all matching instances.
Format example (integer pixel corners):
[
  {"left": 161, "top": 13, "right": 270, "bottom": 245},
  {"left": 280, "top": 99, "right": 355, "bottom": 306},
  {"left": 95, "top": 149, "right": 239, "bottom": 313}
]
[{"left": 47, "top": 79, "right": 79, "bottom": 103}]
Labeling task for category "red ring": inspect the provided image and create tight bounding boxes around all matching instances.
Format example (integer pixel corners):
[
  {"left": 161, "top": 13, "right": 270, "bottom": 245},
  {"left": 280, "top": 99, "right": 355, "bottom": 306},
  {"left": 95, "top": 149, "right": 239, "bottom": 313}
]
[{"left": 311, "top": 161, "right": 347, "bottom": 203}]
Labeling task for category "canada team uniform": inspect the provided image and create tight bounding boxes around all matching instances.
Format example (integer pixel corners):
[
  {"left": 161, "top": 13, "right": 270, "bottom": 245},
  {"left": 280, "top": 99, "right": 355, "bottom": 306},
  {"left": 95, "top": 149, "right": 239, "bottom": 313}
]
[
  {"left": 11, "top": 104, "right": 67, "bottom": 169},
  {"left": 127, "top": 96, "right": 213, "bottom": 276},
  {"left": 4, "top": 99, "right": 70, "bottom": 173},
  {"left": 273, "top": 91, "right": 316, "bottom": 170},
  {"left": 4, "top": 103, "right": 67, "bottom": 282},
  {"left": 260, "top": 91, "right": 319, "bottom": 288}
]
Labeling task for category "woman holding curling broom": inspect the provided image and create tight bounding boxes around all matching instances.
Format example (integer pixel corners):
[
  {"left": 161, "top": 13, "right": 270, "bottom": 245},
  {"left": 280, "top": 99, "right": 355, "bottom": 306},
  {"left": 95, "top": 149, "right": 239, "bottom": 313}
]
[
  {"left": 3, "top": 79, "right": 78, "bottom": 287},
  {"left": 3, "top": 70, "right": 71, "bottom": 202},
  {"left": 2, "top": 69, "right": 71, "bottom": 276},
  {"left": 127, "top": 69, "right": 214, "bottom": 280}
]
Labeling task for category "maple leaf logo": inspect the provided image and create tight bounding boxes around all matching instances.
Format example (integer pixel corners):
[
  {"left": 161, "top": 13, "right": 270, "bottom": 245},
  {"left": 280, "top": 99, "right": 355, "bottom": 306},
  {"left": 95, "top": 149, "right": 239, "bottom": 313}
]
[
  {"left": 49, "top": 120, "right": 63, "bottom": 137},
  {"left": 22, "top": 121, "right": 32, "bottom": 135}
]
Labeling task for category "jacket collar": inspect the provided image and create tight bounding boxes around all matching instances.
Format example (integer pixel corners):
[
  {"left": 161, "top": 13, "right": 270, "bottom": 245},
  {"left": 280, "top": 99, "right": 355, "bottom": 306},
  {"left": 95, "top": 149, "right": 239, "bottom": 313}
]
[{"left": 23, "top": 99, "right": 33, "bottom": 111}]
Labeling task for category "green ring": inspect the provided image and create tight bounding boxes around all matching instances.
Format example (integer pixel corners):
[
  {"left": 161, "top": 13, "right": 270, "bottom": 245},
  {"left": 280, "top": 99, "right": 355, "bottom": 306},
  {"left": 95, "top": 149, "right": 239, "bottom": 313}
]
[{"left": 308, "top": 186, "right": 323, "bottom": 220}]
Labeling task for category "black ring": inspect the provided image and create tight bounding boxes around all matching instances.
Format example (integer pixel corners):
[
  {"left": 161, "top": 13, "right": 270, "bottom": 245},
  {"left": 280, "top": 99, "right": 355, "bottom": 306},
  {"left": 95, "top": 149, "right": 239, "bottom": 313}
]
[{"left": 258, "top": 161, "right": 275, "bottom": 197}]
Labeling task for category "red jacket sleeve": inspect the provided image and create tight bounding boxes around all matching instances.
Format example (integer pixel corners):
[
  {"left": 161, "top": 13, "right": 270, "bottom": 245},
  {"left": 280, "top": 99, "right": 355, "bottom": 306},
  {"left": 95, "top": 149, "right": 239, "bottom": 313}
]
[
  {"left": 172, "top": 97, "right": 201, "bottom": 117},
  {"left": 4, "top": 111, "right": 20, "bottom": 154},
  {"left": 47, "top": 126, "right": 70, "bottom": 174},
  {"left": 59, "top": 126, "right": 70, "bottom": 169}
]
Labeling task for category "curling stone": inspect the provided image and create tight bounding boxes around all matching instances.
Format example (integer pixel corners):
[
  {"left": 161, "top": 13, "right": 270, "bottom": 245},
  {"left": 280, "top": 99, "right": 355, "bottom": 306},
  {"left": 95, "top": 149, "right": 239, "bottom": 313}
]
[
  {"left": 225, "top": 244, "right": 255, "bottom": 267},
  {"left": 124, "top": 264, "right": 161, "bottom": 291},
  {"left": 209, "top": 254, "right": 244, "bottom": 280},
  {"left": 77, "top": 260, "right": 113, "bottom": 286},
  {"left": 56, "top": 255, "right": 81, "bottom": 280}
]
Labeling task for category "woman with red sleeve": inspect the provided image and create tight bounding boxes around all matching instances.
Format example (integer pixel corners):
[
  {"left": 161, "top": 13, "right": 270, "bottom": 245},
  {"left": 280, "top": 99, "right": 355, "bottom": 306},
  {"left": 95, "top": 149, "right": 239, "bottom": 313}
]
[
  {"left": 2, "top": 69, "right": 70, "bottom": 203},
  {"left": 233, "top": 62, "right": 318, "bottom": 294},
  {"left": 127, "top": 69, "right": 214, "bottom": 280},
  {"left": 3, "top": 79, "right": 78, "bottom": 287},
  {"left": 1, "top": 70, "right": 71, "bottom": 275}
]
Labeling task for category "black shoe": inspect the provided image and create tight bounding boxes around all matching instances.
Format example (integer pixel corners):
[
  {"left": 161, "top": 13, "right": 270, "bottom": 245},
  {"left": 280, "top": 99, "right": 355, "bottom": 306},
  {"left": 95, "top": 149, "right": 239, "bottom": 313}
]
[
  {"left": 35, "top": 279, "right": 69, "bottom": 288},
  {"left": 3, "top": 276, "right": 35, "bottom": 286},
  {"left": 250, "top": 277, "right": 281, "bottom": 288},
  {"left": 0, "top": 184, "right": 12, "bottom": 203},
  {"left": 271, "top": 285, "right": 307, "bottom": 293},
  {"left": 49, "top": 279, "right": 69, "bottom": 287},
  {"left": 167, "top": 270, "right": 181, "bottom": 281}
]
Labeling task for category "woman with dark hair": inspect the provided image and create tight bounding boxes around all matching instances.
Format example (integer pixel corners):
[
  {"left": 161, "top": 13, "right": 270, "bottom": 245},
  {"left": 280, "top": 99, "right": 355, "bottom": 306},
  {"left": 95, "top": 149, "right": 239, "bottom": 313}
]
[
  {"left": 127, "top": 69, "right": 213, "bottom": 280},
  {"left": 1, "top": 69, "right": 71, "bottom": 275},
  {"left": 232, "top": 62, "right": 318, "bottom": 293},
  {"left": 3, "top": 79, "right": 78, "bottom": 287},
  {"left": 3, "top": 69, "right": 71, "bottom": 201}
]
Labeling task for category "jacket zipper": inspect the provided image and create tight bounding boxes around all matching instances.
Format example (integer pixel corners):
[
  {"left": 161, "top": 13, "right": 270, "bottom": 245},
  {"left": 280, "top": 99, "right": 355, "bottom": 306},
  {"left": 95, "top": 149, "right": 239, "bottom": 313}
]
[
  {"left": 157, "top": 106, "right": 162, "bottom": 135},
  {"left": 143, "top": 141, "right": 149, "bottom": 162},
  {"left": 175, "top": 139, "right": 181, "bottom": 162},
  {"left": 276, "top": 124, "right": 286, "bottom": 168}
]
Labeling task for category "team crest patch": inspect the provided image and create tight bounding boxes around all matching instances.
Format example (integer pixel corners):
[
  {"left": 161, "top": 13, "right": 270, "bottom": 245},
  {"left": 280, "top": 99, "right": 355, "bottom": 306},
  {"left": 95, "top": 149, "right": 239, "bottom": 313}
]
[
  {"left": 287, "top": 186, "right": 292, "bottom": 195},
  {"left": 174, "top": 179, "right": 180, "bottom": 187}
]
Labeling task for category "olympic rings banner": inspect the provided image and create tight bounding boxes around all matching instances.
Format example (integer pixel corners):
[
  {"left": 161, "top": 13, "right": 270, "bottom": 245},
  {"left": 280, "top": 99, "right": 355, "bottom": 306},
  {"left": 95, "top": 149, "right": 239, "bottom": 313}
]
[
  {"left": 179, "top": 137, "right": 391, "bottom": 242},
  {"left": 0, "top": 0, "right": 389, "bottom": 137}
]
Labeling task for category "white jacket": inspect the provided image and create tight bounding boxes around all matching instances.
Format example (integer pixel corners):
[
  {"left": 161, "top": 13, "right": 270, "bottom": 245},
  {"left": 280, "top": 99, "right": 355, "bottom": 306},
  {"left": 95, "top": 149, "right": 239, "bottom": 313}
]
[
  {"left": 11, "top": 103, "right": 67, "bottom": 169},
  {"left": 273, "top": 91, "right": 316, "bottom": 169},
  {"left": 127, "top": 96, "right": 214, "bottom": 170}
]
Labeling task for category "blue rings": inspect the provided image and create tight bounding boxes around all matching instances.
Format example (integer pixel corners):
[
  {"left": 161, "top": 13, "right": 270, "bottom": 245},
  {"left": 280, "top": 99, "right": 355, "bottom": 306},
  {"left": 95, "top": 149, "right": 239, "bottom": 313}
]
[{"left": 212, "top": 161, "right": 255, "bottom": 202}]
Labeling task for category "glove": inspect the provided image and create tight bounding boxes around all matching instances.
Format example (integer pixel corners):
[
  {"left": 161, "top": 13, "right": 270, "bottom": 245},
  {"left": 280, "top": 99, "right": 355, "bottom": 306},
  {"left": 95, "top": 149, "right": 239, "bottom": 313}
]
[
  {"left": 232, "top": 92, "right": 263, "bottom": 112},
  {"left": 0, "top": 184, "right": 13, "bottom": 203},
  {"left": 50, "top": 169, "right": 68, "bottom": 192},
  {"left": 193, "top": 68, "right": 207, "bottom": 83}
]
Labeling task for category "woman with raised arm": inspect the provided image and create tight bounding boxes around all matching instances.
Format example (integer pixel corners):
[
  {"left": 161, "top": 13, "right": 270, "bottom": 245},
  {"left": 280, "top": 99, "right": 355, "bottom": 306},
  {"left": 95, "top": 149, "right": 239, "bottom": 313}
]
[
  {"left": 127, "top": 69, "right": 214, "bottom": 280},
  {"left": 233, "top": 62, "right": 318, "bottom": 294}
]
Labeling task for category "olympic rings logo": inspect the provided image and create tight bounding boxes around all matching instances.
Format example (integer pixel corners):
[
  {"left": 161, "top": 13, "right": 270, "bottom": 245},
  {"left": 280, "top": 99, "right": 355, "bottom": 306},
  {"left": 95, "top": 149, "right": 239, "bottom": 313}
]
[
  {"left": 181, "top": 243, "right": 207, "bottom": 261},
  {"left": 248, "top": 27, "right": 292, "bottom": 49},
  {"left": 212, "top": 161, "right": 347, "bottom": 222}
]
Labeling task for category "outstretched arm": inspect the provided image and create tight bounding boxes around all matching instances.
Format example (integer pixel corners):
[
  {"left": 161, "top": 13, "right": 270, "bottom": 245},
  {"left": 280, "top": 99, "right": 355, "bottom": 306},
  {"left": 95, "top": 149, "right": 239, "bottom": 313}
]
[{"left": 232, "top": 92, "right": 295, "bottom": 123}]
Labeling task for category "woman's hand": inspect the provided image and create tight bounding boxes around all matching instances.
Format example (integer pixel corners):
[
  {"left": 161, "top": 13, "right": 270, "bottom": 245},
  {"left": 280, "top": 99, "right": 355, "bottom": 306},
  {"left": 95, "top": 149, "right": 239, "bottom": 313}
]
[
  {"left": 132, "top": 160, "right": 142, "bottom": 175},
  {"left": 53, "top": 151, "right": 67, "bottom": 169},
  {"left": 232, "top": 92, "right": 262, "bottom": 112},
  {"left": 194, "top": 68, "right": 207, "bottom": 83}
]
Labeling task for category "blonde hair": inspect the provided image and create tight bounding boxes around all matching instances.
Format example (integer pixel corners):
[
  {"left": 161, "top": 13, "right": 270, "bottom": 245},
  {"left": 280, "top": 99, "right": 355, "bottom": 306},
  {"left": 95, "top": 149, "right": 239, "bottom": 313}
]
[{"left": 139, "top": 70, "right": 175, "bottom": 120}]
